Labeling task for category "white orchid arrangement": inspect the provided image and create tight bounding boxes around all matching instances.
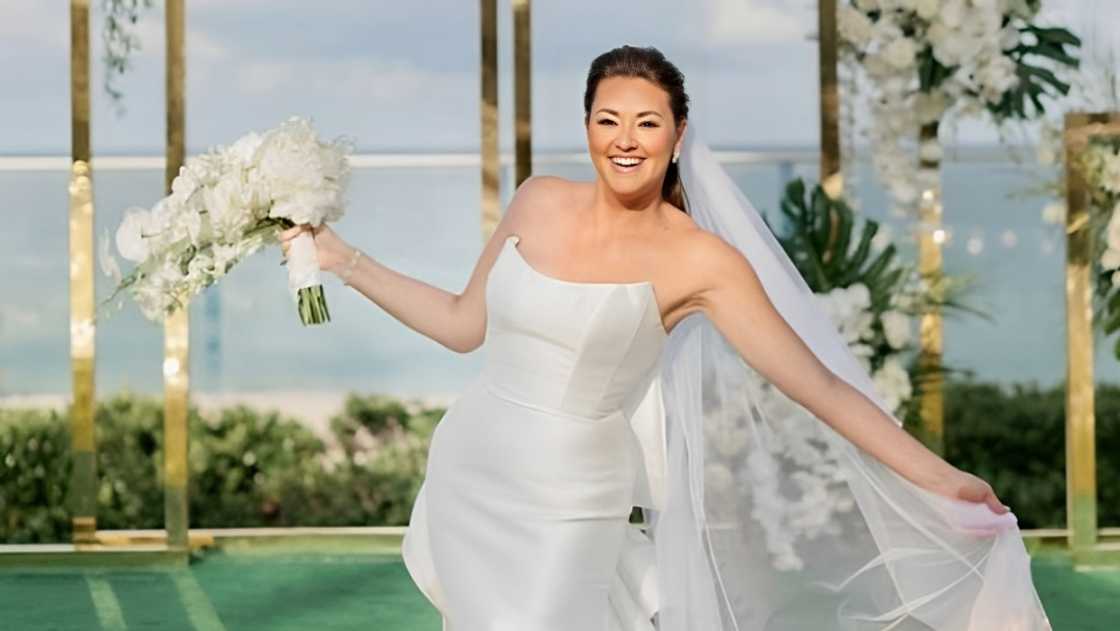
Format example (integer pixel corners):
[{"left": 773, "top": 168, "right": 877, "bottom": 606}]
[
  {"left": 702, "top": 179, "right": 956, "bottom": 571},
  {"left": 99, "top": 116, "right": 353, "bottom": 325},
  {"left": 710, "top": 280, "right": 924, "bottom": 571},
  {"left": 817, "top": 282, "right": 917, "bottom": 414},
  {"left": 837, "top": 0, "right": 1080, "bottom": 212}
]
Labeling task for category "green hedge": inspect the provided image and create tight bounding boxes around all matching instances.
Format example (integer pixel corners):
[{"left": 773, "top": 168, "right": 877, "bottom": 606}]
[
  {"left": 1, "top": 380, "right": 1117, "bottom": 542},
  {"left": 0, "top": 393, "right": 442, "bottom": 543},
  {"left": 942, "top": 379, "right": 1120, "bottom": 529}
]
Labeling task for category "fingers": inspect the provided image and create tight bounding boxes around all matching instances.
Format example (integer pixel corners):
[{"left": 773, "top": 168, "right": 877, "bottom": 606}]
[
  {"left": 986, "top": 490, "right": 1009, "bottom": 515},
  {"left": 278, "top": 224, "right": 311, "bottom": 241}
]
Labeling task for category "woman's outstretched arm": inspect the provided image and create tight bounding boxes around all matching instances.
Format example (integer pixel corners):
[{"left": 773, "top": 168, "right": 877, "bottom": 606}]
[
  {"left": 687, "top": 229, "right": 1009, "bottom": 514},
  {"left": 277, "top": 175, "right": 556, "bottom": 353}
]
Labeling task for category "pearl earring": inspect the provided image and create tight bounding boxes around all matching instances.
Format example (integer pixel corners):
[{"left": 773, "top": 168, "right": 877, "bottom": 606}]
[{"left": 671, "top": 152, "right": 679, "bottom": 164}]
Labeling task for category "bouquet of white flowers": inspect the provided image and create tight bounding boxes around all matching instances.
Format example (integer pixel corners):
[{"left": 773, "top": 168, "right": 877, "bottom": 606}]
[{"left": 99, "top": 116, "right": 353, "bottom": 325}]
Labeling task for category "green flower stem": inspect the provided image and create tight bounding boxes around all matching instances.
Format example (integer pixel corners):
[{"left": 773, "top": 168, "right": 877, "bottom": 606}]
[{"left": 297, "top": 285, "right": 331, "bottom": 326}]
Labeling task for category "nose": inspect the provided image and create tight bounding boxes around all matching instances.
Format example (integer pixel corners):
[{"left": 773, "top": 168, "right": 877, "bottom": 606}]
[{"left": 613, "top": 125, "right": 638, "bottom": 152}]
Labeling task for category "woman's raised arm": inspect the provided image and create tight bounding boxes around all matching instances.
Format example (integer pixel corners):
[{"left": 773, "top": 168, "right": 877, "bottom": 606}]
[
  {"left": 687, "top": 229, "right": 1009, "bottom": 514},
  {"left": 277, "top": 175, "right": 554, "bottom": 353}
]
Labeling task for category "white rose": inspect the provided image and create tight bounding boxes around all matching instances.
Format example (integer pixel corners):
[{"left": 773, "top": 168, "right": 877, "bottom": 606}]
[
  {"left": 203, "top": 175, "right": 250, "bottom": 240},
  {"left": 940, "top": 0, "right": 966, "bottom": 28},
  {"left": 870, "top": 12, "right": 903, "bottom": 42},
  {"left": 1101, "top": 248, "right": 1120, "bottom": 270},
  {"left": 115, "top": 208, "right": 153, "bottom": 262},
  {"left": 919, "top": 139, "right": 943, "bottom": 163},
  {"left": 880, "top": 309, "right": 912, "bottom": 349},
  {"left": 181, "top": 152, "right": 224, "bottom": 188},
  {"left": 977, "top": 56, "right": 1019, "bottom": 102},
  {"left": 847, "top": 283, "right": 871, "bottom": 309},
  {"left": 863, "top": 54, "right": 894, "bottom": 80},
  {"left": 852, "top": 311, "right": 875, "bottom": 341},
  {"left": 838, "top": 5, "right": 874, "bottom": 48},
  {"left": 915, "top": 0, "right": 939, "bottom": 20},
  {"left": 170, "top": 165, "right": 201, "bottom": 205},
  {"left": 226, "top": 131, "right": 263, "bottom": 168},
  {"left": 851, "top": 343, "right": 874, "bottom": 374},
  {"left": 1107, "top": 209, "right": 1120, "bottom": 252},
  {"left": 998, "top": 25, "right": 1019, "bottom": 51},
  {"left": 916, "top": 92, "right": 949, "bottom": 124},
  {"left": 1102, "top": 154, "right": 1120, "bottom": 194},
  {"left": 873, "top": 357, "right": 912, "bottom": 413},
  {"left": 883, "top": 37, "right": 918, "bottom": 70}
]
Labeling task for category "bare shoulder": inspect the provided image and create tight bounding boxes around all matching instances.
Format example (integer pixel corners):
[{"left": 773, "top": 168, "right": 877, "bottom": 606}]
[
  {"left": 658, "top": 210, "right": 756, "bottom": 303},
  {"left": 656, "top": 204, "right": 730, "bottom": 267},
  {"left": 504, "top": 175, "right": 581, "bottom": 226}
]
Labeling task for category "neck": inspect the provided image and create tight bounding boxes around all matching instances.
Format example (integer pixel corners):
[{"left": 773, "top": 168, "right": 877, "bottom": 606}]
[{"left": 588, "top": 179, "right": 663, "bottom": 228}]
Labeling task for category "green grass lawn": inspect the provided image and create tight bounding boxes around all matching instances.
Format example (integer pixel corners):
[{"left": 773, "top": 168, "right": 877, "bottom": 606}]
[{"left": 0, "top": 550, "right": 1115, "bottom": 630}]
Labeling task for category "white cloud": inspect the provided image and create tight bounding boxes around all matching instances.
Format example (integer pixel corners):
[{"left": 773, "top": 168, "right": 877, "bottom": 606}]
[
  {"left": 706, "top": 0, "right": 813, "bottom": 46},
  {"left": 0, "top": 1, "right": 68, "bottom": 50}
]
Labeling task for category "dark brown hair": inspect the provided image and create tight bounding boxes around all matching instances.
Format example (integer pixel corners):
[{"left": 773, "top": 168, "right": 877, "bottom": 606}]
[{"left": 584, "top": 45, "right": 689, "bottom": 212}]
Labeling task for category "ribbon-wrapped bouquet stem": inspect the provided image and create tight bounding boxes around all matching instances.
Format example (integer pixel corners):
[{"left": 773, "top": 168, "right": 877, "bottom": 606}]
[{"left": 99, "top": 116, "right": 353, "bottom": 326}]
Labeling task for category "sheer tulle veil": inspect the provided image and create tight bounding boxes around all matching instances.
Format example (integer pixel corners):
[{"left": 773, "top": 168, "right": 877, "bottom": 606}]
[{"left": 635, "top": 125, "right": 1051, "bottom": 630}]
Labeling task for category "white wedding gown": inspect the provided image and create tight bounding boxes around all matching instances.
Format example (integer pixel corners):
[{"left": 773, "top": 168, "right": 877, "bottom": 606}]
[{"left": 402, "top": 233, "right": 665, "bottom": 631}]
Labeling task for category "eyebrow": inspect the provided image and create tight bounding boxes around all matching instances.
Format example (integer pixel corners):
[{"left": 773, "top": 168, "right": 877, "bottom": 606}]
[{"left": 594, "top": 108, "right": 664, "bottom": 118}]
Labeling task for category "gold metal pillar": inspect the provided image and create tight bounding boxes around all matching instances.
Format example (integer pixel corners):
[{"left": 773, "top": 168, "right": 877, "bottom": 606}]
[
  {"left": 68, "top": 0, "right": 97, "bottom": 545},
  {"left": 817, "top": 0, "right": 842, "bottom": 199},
  {"left": 480, "top": 0, "right": 499, "bottom": 239},
  {"left": 917, "top": 120, "right": 944, "bottom": 454},
  {"left": 163, "top": 0, "right": 190, "bottom": 550},
  {"left": 513, "top": 0, "right": 532, "bottom": 187},
  {"left": 1062, "top": 112, "right": 1120, "bottom": 558}
]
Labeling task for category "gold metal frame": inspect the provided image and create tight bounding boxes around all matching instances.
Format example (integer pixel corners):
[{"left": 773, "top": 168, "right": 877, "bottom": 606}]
[
  {"left": 1063, "top": 112, "right": 1120, "bottom": 567},
  {"left": 513, "top": 0, "right": 532, "bottom": 187},
  {"left": 163, "top": 0, "right": 190, "bottom": 550},
  {"left": 480, "top": 0, "right": 499, "bottom": 239},
  {"left": 817, "top": 0, "right": 841, "bottom": 199},
  {"left": 917, "top": 121, "right": 944, "bottom": 455},
  {"left": 68, "top": 0, "right": 97, "bottom": 545}
]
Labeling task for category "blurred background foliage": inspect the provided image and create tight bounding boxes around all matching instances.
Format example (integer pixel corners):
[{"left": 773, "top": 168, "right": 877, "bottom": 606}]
[
  {"left": 2, "top": 383, "right": 1116, "bottom": 543},
  {"left": 0, "top": 392, "right": 441, "bottom": 543}
]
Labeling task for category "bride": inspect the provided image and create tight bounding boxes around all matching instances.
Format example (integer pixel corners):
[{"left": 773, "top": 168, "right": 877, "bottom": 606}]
[{"left": 279, "top": 45, "right": 1049, "bottom": 631}]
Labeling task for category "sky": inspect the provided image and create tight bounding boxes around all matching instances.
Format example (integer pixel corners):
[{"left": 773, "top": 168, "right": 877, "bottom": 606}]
[{"left": 1, "top": 0, "right": 1117, "bottom": 154}]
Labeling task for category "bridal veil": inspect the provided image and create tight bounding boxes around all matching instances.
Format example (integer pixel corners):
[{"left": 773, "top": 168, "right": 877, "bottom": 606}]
[{"left": 625, "top": 125, "right": 1050, "bottom": 631}]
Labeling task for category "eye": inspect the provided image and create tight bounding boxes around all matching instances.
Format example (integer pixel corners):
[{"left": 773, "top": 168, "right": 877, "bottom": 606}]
[
  {"left": 640, "top": 121, "right": 659, "bottom": 128},
  {"left": 597, "top": 119, "right": 617, "bottom": 125}
]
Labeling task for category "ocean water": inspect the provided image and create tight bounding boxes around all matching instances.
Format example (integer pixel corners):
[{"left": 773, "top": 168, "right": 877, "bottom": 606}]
[{"left": 1, "top": 152, "right": 1113, "bottom": 400}]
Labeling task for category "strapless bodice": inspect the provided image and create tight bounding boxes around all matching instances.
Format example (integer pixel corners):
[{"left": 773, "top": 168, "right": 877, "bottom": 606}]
[{"left": 482, "top": 234, "right": 668, "bottom": 421}]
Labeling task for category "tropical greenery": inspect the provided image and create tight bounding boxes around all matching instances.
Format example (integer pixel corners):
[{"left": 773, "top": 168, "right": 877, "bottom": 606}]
[{"left": 1, "top": 382, "right": 1114, "bottom": 543}]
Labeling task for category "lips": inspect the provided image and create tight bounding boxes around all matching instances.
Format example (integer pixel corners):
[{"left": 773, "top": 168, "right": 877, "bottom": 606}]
[{"left": 609, "top": 156, "right": 645, "bottom": 174}]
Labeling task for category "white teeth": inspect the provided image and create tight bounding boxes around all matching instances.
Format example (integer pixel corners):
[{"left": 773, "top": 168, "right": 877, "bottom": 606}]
[{"left": 610, "top": 157, "right": 643, "bottom": 167}]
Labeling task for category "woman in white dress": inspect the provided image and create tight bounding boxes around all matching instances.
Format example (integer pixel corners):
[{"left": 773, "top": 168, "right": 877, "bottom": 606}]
[{"left": 280, "top": 46, "right": 1049, "bottom": 631}]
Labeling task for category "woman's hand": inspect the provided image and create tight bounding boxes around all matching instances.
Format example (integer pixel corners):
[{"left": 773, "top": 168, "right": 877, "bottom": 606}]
[
  {"left": 278, "top": 223, "right": 351, "bottom": 275},
  {"left": 927, "top": 467, "right": 1010, "bottom": 515}
]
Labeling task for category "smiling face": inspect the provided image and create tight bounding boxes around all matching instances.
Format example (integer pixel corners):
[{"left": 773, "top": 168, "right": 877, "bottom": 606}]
[{"left": 585, "top": 76, "right": 685, "bottom": 201}]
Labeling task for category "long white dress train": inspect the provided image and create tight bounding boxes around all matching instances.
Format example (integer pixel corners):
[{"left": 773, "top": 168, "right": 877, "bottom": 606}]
[{"left": 401, "top": 233, "right": 665, "bottom": 631}]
